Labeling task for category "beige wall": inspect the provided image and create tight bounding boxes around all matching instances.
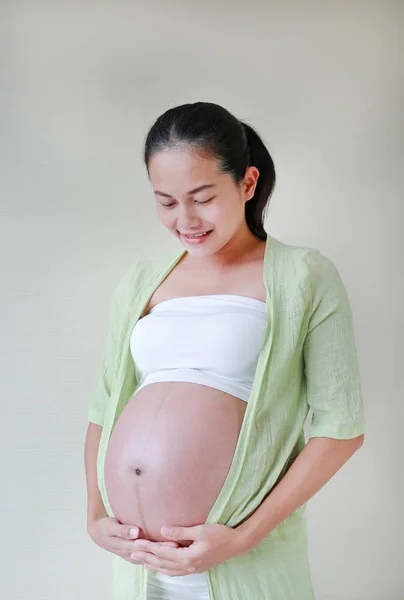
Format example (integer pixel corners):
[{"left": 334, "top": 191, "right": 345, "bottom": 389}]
[{"left": 1, "top": 1, "right": 402, "bottom": 598}]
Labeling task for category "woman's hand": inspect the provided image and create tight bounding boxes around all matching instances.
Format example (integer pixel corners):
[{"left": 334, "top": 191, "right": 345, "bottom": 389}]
[
  {"left": 87, "top": 517, "right": 179, "bottom": 563},
  {"left": 129, "top": 523, "right": 246, "bottom": 576}
]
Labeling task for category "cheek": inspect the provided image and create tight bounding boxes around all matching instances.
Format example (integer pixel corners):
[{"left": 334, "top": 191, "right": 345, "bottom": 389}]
[
  {"left": 156, "top": 208, "right": 175, "bottom": 229},
  {"left": 212, "top": 203, "right": 236, "bottom": 225}
]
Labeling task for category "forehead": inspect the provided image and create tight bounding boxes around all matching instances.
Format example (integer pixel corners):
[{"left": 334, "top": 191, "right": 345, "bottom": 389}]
[{"left": 148, "top": 148, "right": 221, "bottom": 188}]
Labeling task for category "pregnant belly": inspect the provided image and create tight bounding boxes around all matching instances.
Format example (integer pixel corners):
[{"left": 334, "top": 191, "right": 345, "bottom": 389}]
[{"left": 104, "top": 382, "right": 246, "bottom": 546}]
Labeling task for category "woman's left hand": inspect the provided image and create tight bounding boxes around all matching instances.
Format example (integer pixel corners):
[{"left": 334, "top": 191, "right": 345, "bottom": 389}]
[{"left": 129, "top": 523, "right": 246, "bottom": 576}]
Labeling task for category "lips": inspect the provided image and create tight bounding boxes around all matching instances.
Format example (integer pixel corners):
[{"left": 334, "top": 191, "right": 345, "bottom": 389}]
[{"left": 180, "top": 230, "right": 213, "bottom": 243}]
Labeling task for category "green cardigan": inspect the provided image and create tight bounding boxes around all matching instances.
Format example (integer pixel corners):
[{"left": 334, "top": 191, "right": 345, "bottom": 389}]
[{"left": 88, "top": 233, "right": 365, "bottom": 600}]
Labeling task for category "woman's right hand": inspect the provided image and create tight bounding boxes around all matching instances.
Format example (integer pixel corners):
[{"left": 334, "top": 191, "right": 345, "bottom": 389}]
[{"left": 87, "top": 516, "right": 180, "bottom": 563}]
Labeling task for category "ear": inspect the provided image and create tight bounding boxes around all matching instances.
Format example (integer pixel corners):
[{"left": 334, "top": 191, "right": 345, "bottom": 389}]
[{"left": 243, "top": 166, "right": 260, "bottom": 201}]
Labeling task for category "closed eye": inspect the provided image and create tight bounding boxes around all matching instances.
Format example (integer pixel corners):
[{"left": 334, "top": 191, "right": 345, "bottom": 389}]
[
  {"left": 196, "top": 197, "right": 214, "bottom": 204},
  {"left": 161, "top": 197, "right": 215, "bottom": 208}
]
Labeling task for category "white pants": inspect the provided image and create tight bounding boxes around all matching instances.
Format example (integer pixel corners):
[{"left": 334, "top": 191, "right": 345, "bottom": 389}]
[{"left": 146, "top": 569, "right": 210, "bottom": 600}]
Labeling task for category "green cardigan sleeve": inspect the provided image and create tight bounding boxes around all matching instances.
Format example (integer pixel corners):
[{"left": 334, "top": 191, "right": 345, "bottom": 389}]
[
  {"left": 303, "top": 250, "right": 365, "bottom": 439},
  {"left": 87, "top": 262, "right": 137, "bottom": 426}
]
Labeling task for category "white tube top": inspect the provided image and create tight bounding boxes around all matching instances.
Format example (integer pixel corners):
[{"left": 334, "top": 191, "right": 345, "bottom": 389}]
[{"left": 130, "top": 294, "right": 267, "bottom": 402}]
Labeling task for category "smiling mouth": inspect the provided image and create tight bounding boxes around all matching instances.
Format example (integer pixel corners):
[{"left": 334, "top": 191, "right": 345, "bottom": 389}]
[
  {"left": 180, "top": 229, "right": 212, "bottom": 236},
  {"left": 179, "top": 230, "right": 213, "bottom": 240}
]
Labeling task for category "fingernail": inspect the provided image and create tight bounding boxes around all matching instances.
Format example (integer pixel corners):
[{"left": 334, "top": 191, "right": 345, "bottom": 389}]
[{"left": 130, "top": 527, "right": 139, "bottom": 537}]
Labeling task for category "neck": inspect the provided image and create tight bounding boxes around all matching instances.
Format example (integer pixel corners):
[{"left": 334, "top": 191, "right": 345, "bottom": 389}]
[{"left": 186, "top": 224, "right": 265, "bottom": 270}]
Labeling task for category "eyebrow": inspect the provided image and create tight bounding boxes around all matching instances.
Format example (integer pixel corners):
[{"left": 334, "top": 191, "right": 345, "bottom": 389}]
[{"left": 153, "top": 184, "right": 216, "bottom": 198}]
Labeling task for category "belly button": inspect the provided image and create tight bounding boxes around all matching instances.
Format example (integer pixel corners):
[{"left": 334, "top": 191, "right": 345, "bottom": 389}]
[{"left": 135, "top": 468, "right": 142, "bottom": 476}]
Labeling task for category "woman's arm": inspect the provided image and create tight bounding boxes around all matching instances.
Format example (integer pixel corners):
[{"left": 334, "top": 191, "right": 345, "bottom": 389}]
[
  {"left": 84, "top": 422, "right": 108, "bottom": 530},
  {"left": 235, "top": 434, "right": 364, "bottom": 552}
]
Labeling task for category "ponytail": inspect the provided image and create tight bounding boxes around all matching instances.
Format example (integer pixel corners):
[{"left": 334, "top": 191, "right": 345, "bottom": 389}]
[{"left": 240, "top": 121, "right": 276, "bottom": 240}]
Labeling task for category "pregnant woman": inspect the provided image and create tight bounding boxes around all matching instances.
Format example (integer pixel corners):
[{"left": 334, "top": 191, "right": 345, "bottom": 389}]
[{"left": 84, "top": 102, "right": 365, "bottom": 600}]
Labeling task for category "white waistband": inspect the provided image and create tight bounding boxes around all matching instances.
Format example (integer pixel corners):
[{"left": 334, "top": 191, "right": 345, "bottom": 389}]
[{"left": 135, "top": 368, "right": 253, "bottom": 402}]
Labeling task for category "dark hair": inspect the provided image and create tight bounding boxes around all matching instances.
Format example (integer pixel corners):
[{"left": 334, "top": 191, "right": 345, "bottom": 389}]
[{"left": 143, "top": 102, "right": 276, "bottom": 240}]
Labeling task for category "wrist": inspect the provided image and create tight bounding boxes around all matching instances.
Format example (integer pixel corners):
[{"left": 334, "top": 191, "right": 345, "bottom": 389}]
[
  {"left": 87, "top": 511, "right": 108, "bottom": 535},
  {"left": 233, "top": 522, "right": 260, "bottom": 555},
  {"left": 234, "top": 511, "right": 276, "bottom": 554}
]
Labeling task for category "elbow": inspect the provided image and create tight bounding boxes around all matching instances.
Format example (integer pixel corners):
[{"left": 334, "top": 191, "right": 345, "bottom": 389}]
[{"left": 353, "top": 433, "right": 365, "bottom": 450}]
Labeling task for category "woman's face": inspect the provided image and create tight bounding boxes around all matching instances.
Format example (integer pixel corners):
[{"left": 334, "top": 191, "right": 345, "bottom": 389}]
[{"left": 147, "top": 147, "right": 259, "bottom": 257}]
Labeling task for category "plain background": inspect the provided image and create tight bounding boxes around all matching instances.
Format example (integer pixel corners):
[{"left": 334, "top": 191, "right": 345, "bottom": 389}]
[{"left": 1, "top": 1, "right": 403, "bottom": 599}]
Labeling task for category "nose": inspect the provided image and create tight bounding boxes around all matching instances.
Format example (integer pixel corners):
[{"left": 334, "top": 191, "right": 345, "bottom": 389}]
[{"left": 177, "top": 203, "right": 203, "bottom": 230}]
